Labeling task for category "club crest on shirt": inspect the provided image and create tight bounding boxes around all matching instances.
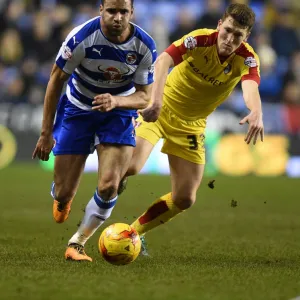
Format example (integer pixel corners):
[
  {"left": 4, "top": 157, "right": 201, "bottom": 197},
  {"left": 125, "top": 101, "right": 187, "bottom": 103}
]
[
  {"left": 62, "top": 44, "right": 73, "bottom": 60},
  {"left": 224, "top": 64, "right": 232, "bottom": 74},
  {"left": 244, "top": 56, "right": 257, "bottom": 68},
  {"left": 126, "top": 52, "right": 137, "bottom": 64},
  {"left": 184, "top": 36, "right": 197, "bottom": 50}
]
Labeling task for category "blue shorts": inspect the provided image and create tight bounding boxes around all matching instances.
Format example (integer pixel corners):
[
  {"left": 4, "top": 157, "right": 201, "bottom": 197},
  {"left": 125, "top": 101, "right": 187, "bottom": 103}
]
[{"left": 52, "top": 95, "right": 136, "bottom": 155}]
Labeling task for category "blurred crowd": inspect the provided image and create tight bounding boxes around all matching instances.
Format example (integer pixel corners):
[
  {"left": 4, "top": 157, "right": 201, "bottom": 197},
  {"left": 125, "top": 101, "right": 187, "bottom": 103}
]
[{"left": 0, "top": 0, "right": 300, "bottom": 111}]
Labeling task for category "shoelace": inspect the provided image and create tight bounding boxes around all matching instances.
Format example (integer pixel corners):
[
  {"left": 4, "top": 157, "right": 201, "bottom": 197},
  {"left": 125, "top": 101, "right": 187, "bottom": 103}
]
[
  {"left": 57, "top": 202, "right": 67, "bottom": 211},
  {"left": 70, "top": 244, "right": 85, "bottom": 254}
]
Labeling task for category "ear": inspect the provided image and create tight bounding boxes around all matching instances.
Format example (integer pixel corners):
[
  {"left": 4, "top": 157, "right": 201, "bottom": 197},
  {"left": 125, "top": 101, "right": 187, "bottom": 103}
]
[
  {"left": 217, "top": 19, "right": 222, "bottom": 31},
  {"left": 100, "top": 4, "right": 104, "bottom": 16}
]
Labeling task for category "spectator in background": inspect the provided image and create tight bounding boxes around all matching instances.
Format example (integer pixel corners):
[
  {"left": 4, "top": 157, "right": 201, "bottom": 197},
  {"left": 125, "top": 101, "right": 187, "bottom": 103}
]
[
  {"left": 168, "top": 8, "right": 197, "bottom": 44},
  {"left": 282, "top": 80, "right": 300, "bottom": 135},
  {"left": 0, "top": 0, "right": 299, "bottom": 107},
  {"left": 3, "top": 75, "right": 27, "bottom": 103},
  {"left": 283, "top": 51, "right": 300, "bottom": 89},
  {"left": 255, "top": 31, "right": 282, "bottom": 103},
  {"left": 228, "top": 0, "right": 249, "bottom": 3},
  {"left": 50, "top": 4, "right": 72, "bottom": 42},
  {"left": 21, "top": 11, "right": 58, "bottom": 63},
  {"left": 150, "top": 15, "right": 169, "bottom": 54},
  {"left": 2, "top": 0, "right": 26, "bottom": 31},
  {"left": 57, "top": 0, "right": 99, "bottom": 7},
  {"left": 282, "top": 81, "right": 300, "bottom": 106},
  {"left": 195, "top": 0, "right": 223, "bottom": 29},
  {"left": 0, "top": 28, "right": 24, "bottom": 66},
  {"left": 270, "top": 8, "right": 300, "bottom": 59}
]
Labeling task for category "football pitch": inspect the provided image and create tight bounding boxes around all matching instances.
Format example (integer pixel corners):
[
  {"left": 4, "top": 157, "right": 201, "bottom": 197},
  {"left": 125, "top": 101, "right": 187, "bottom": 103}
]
[{"left": 0, "top": 164, "right": 299, "bottom": 300}]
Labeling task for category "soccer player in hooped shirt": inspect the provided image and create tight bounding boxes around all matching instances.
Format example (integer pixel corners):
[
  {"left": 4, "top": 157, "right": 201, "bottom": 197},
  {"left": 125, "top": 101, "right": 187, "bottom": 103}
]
[
  {"left": 122, "top": 3, "right": 264, "bottom": 254},
  {"left": 32, "top": 0, "right": 156, "bottom": 261}
]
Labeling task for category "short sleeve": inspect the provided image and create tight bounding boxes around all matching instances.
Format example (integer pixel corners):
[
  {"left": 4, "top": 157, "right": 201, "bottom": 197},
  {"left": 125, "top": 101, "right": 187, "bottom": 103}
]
[
  {"left": 133, "top": 45, "right": 157, "bottom": 85},
  {"left": 241, "top": 52, "right": 261, "bottom": 85},
  {"left": 55, "top": 31, "right": 85, "bottom": 75},
  {"left": 164, "top": 29, "right": 217, "bottom": 66}
]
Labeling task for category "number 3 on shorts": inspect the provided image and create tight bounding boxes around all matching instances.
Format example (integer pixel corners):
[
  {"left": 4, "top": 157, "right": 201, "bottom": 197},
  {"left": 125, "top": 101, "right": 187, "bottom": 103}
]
[{"left": 187, "top": 134, "right": 205, "bottom": 150}]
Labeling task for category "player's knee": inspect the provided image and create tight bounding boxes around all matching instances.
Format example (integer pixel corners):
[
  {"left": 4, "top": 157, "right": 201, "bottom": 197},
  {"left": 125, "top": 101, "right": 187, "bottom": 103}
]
[
  {"left": 97, "top": 181, "right": 118, "bottom": 200},
  {"left": 126, "top": 163, "right": 141, "bottom": 176},
  {"left": 173, "top": 196, "right": 196, "bottom": 210}
]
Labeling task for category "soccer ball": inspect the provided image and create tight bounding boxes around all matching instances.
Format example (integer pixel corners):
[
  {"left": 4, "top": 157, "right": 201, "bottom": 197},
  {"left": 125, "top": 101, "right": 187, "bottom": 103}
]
[{"left": 99, "top": 223, "right": 141, "bottom": 265}]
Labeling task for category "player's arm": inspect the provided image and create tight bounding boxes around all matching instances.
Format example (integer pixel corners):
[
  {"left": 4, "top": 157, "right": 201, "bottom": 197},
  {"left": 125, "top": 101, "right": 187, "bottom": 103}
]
[
  {"left": 119, "top": 83, "right": 152, "bottom": 109},
  {"left": 152, "top": 52, "right": 175, "bottom": 107},
  {"left": 41, "top": 65, "right": 70, "bottom": 137},
  {"left": 92, "top": 83, "right": 152, "bottom": 111},
  {"left": 141, "top": 31, "right": 200, "bottom": 122},
  {"left": 136, "top": 52, "right": 174, "bottom": 122},
  {"left": 32, "top": 65, "right": 70, "bottom": 160},
  {"left": 239, "top": 80, "right": 264, "bottom": 145},
  {"left": 92, "top": 51, "right": 173, "bottom": 113},
  {"left": 33, "top": 28, "right": 85, "bottom": 161},
  {"left": 93, "top": 40, "right": 158, "bottom": 114}
]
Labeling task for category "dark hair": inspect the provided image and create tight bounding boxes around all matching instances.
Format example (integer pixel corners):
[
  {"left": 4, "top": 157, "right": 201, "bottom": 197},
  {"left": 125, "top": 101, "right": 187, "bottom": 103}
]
[
  {"left": 102, "top": 0, "right": 134, "bottom": 7},
  {"left": 222, "top": 3, "right": 256, "bottom": 31}
]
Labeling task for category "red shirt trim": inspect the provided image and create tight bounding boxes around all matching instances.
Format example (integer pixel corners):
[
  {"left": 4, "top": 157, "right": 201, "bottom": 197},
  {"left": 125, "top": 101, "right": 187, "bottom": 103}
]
[{"left": 165, "top": 32, "right": 218, "bottom": 66}]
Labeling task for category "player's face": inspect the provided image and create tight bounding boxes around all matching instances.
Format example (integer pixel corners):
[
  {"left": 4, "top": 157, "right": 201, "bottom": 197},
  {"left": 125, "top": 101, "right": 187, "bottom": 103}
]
[
  {"left": 100, "top": 0, "right": 133, "bottom": 37},
  {"left": 217, "top": 16, "right": 250, "bottom": 56}
]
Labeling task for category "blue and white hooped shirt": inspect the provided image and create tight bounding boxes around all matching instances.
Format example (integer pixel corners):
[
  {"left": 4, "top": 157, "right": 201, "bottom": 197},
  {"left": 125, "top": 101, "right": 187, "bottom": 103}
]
[{"left": 55, "top": 17, "right": 157, "bottom": 115}]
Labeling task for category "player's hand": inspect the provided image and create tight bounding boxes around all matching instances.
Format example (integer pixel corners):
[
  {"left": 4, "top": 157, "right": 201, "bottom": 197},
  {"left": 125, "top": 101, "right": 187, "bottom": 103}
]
[
  {"left": 32, "top": 134, "right": 55, "bottom": 161},
  {"left": 140, "top": 104, "right": 161, "bottom": 122},
  {"left": 239, "top": 111, "right": 264, "bottom": 145},
  {"left": 92, "top": 94, "right": 118, "bottom": 112}
]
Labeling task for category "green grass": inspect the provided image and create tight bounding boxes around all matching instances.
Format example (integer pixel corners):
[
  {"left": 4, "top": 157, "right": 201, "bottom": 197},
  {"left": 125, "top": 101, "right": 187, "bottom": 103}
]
[{"left": 0, "top": 163, "right": 300, "bottom": 300}]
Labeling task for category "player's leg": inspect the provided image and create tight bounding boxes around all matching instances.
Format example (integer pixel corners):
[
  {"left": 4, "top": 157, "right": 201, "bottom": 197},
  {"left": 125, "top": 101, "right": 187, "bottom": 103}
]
[
  {"left": 52, "top": 154, "right": 88, "bottom": 223},
  {"left": 65, "top": 114, "right": 163, "bottom": 261},
  {"left": 117, "top": 115, "right": 163, "bottom": 196},
  {"left": 126, "top": 136, "right": 156, "bottom": 176},
  {"left": 131, "top": 154, "right": 204, "bottom": 235},
  {"left": 65, "top": 144, "right": 133, "bottom": 261},
  {"left": 117, "top": 136, "right": 155, "bottom": 195},
  {"left": 131, "top": 105, "right": 206, "bottom": 240},
  {"left": 51, "top": 98, "right": 95, "bottom": 223}
]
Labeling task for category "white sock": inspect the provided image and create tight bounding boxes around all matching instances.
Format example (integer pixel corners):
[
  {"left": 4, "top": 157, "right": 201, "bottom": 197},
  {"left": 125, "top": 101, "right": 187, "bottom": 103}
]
[
  {"left": 68, "top": 189, "right": 118, "bottom": 246},
  {"left": 50, "top": 182, "right": 56, "bottom": 199}
]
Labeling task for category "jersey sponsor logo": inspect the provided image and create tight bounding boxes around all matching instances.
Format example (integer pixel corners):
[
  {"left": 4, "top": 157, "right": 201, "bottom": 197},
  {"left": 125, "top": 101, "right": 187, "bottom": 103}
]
[
  {"left": 97, "top": 65, "right": 131, "bottom": 83},
  {"left": 188, "top": 62, "right": 224, "bottom": 86},
  {"left": 184, "top": 36, "right": 197, "bottom": 50},
  {"left": 244, "top": 56, "right": 257, "bottom": 68},
  {"left": 126, "top": 52, "right": 137, "bottom": 64},
  {"left": 224, "top": 64, "right": 232, "bottom": 74},
  {"left": 62, "top": 45, "right": 73, "bottom": 60}
]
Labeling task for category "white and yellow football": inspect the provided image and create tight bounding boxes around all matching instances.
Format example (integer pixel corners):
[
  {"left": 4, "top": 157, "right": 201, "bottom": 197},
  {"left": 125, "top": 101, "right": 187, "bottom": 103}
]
[{"left": 99, "top": 223, "right": 141, "bottom": 265}]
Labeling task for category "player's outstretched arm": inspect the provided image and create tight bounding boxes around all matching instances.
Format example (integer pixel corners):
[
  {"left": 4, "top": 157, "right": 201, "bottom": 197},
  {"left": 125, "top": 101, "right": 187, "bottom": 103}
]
[
  {"left": 239, "top": 80, "right": 264, "bottom": 145},
  {"left": 32, "top": 64, "right": 70, "bottom": 161},
  {"left": 140, "top": 52, "right": 174, "bottom": 122}
]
